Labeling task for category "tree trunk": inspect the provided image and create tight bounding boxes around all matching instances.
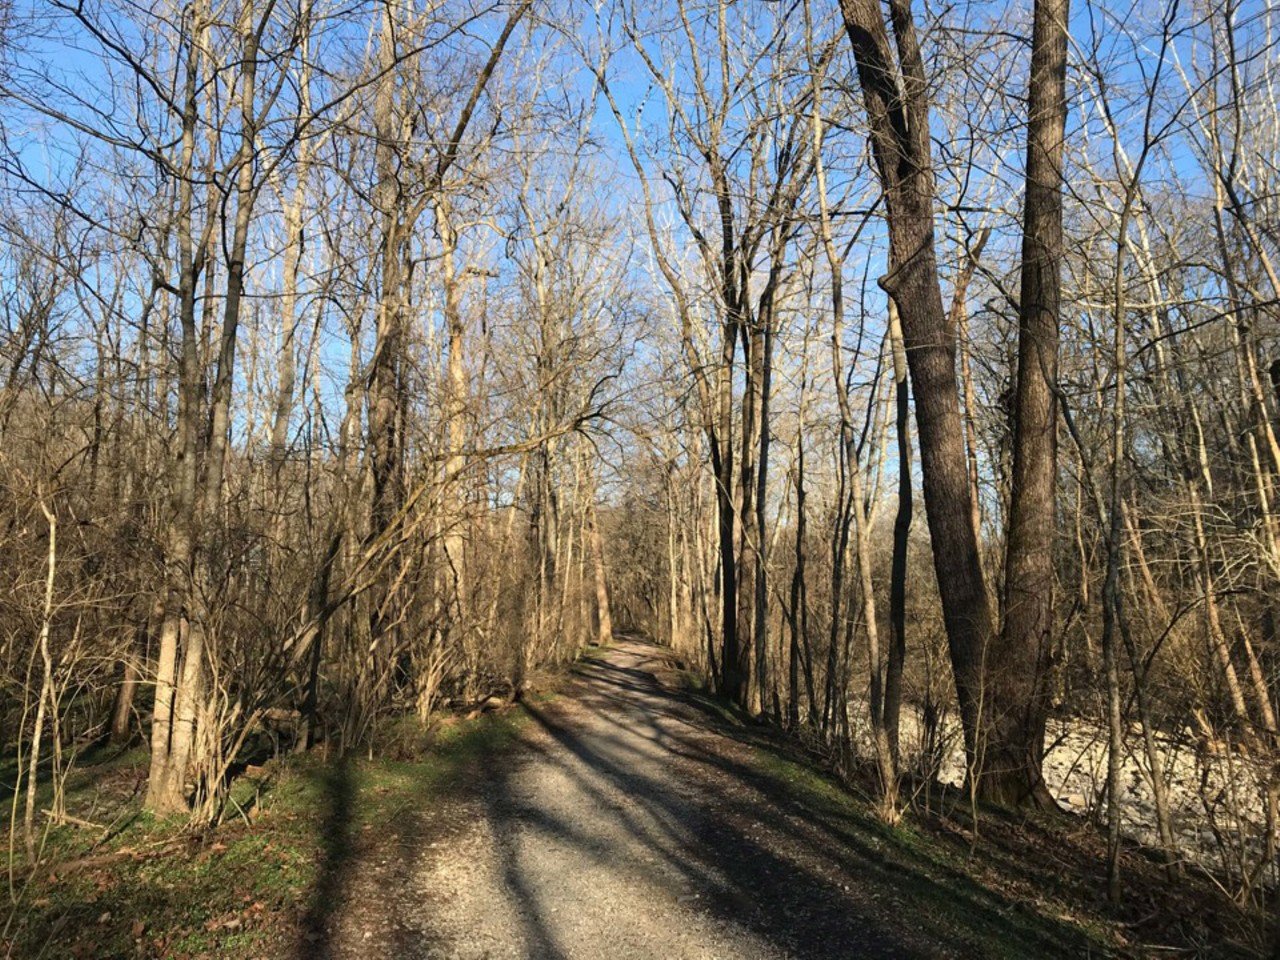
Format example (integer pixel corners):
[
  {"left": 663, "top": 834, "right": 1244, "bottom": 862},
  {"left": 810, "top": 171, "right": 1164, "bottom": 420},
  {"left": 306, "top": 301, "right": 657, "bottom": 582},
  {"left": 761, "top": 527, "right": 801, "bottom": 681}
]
[
  {"left": 147, "top": 1, "right": 207, "bottom": 813},
  {"left": 25, "top": 498, "right": 57, "bottom": 860},
  {"left": 988, "top": 0, "right": 1070, "bottom": 808},
  {"left": 589, "top": 505, "right": 613, "bottom": 647},
  {"left": 839, "top": 0, "right": 994, "bottom": 768},
  {"left": 789, "top": 384, "right": 812, "bottom": 729},
  {"left": 110, "top": 605, "right": 155, "bottom": 745},
  {"left": 884, "top": 301, "right": 911, "bottom": 760}
]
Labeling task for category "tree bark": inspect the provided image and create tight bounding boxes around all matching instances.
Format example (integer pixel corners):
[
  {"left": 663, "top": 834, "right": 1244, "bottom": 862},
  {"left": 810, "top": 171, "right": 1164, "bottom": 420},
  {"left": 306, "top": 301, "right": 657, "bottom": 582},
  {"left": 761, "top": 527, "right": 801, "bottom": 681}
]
[
  {"left": 883, "top": 301, "right": 911, "bottom": 760},
  {"left": 989, "top": 0, "right": 1070, "bottom": 808},
  {"left": 839, "top": 0, "right": 994, "bottom": 768},
  {"left": 589, "top": 505, "right": 613, "bottom": 647}
]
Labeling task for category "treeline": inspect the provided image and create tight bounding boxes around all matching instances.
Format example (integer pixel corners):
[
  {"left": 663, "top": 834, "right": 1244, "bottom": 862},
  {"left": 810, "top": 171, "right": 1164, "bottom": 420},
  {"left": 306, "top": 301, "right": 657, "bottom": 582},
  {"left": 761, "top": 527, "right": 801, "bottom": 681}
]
[
  {"left": 599, "top": 0, "right": 1280, "bottom": 907},
  {"left": 0, "top": 0, "right": 625, "bottom": 839},
  {"left": 2, "top": 0, "right": 1280, "bottom": 920}
]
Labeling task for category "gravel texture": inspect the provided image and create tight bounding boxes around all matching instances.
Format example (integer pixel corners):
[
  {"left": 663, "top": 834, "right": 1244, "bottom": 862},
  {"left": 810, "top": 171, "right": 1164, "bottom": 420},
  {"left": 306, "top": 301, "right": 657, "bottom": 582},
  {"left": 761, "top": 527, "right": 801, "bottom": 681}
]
[{"left": 313, "top": 638, "right": 929, "bottom": 959}]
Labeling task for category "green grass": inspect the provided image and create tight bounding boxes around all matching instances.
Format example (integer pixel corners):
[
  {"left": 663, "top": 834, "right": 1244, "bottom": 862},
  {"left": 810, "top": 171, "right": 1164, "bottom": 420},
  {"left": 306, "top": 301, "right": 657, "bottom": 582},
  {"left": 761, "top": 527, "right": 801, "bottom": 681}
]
[
  {"left": 742, "top": 736, "right": 1258, "bottom": 959},
  {"left": 749, "top": 747, "right": 1087, "bottom": 958},
  {"left": 1, "top": 705, "right": 534, "bottom": 959}
]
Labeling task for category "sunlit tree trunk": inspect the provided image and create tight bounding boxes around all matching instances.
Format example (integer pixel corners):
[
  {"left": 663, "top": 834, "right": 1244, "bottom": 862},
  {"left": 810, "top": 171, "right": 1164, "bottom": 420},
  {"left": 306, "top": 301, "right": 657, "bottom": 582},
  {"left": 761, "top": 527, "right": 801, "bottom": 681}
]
[{"left": 990, "top": 0, "right": 1070, "bottom": 808}]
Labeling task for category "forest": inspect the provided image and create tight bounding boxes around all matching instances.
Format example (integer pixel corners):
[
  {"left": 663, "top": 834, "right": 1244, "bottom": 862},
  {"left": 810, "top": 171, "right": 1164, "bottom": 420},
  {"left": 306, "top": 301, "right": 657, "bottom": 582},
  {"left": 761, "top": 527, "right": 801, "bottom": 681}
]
[{"left": 2, "top": 0, "right": 1280, "bottom": 956}]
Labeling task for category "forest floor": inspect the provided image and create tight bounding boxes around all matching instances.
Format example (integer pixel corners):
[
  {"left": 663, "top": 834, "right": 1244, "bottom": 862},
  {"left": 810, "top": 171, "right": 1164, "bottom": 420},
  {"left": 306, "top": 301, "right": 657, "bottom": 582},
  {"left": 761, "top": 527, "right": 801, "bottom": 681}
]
[{"left": 5, "top": 637, "right": 1269, "bottom": 959}]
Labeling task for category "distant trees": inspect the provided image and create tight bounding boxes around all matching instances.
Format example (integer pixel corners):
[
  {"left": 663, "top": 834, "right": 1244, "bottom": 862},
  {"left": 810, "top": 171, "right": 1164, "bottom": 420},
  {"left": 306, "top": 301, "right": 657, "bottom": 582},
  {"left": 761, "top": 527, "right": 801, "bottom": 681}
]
[{"left": 597, "top": 0, "right": 814, "bottom": 711}]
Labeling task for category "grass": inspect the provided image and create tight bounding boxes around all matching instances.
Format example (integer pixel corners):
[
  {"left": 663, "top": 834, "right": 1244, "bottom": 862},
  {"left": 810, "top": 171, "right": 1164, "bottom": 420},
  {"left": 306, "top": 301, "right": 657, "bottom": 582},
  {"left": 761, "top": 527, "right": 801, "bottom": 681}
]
[
  {"left": 2, "top": 648, "right": 1265, "bottom": 959},
  {"left": 0, "top": 705, "right": 535, "bottom": 959},
  {"left": 738, "top": 727, "right": 1262, "bottom": 958},
  {"left": 748, "top": 746, "right": 1096, "bottom": 958},
  {"left": 639, "top": 639, "right": 1261, "bottom": 957}
]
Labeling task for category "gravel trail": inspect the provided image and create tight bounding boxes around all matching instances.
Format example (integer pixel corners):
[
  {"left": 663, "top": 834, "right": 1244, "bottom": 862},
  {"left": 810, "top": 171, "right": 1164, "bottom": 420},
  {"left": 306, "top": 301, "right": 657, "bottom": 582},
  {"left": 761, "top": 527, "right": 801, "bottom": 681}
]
[{"left": 312, "top": 638, "right": 1064, "bottom": 959}]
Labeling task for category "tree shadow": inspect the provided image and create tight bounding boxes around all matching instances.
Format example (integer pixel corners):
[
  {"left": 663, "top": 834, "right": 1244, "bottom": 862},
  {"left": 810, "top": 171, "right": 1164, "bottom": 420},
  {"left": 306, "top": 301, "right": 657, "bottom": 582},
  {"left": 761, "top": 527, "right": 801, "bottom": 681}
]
[
  {"left": 297, "top": 752, "right": 355, "bottom": 959},
  {"left": 432, "top": 638, "right": 1107, "bottom": 959},
  {"left": 284, "top": 638, "right": 1254, "bottom": 959}
]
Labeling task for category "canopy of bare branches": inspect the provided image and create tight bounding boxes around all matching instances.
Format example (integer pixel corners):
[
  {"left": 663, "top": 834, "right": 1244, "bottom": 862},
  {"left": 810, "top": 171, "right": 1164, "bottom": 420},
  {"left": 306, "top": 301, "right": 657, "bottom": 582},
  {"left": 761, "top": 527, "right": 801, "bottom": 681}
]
[{"left": 2, "top": 0, "right": 1279, "bottom": 951}]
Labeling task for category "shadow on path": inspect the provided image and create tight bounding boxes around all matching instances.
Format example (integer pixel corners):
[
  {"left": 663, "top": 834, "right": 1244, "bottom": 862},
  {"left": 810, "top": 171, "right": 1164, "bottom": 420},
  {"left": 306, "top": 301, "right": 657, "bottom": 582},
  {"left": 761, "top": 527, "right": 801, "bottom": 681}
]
[
  {"left": 450, "top": 638, "right": 1102, "bottom": 959},
  {"left": 297, "top": 753, "right": 355, "bottom": 959}
]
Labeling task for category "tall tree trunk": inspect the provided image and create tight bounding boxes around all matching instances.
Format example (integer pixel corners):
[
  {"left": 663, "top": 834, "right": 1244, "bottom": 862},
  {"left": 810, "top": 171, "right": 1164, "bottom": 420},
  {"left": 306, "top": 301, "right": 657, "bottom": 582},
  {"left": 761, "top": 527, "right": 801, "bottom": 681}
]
[
  {"left": 738, "top": 313, "right": 761, "bottom": 713},
  {"left": 839, "top": 0, "right": 994, "bottom": 768},
  {"left": 883, "top": 301, "right": 911, "bottom": 759},
  {"left": 438, "top": 193, "right": 468, "bottom": 643},
  {"left": 789, "top": 373, "right": 813, "bottom": 729},
  {"left": 164, "top": 0, "right": 267, "bottom": 810},
  {"left": 950, "top": 228, "right": 991, "bottom": 549},
  {"left": 589, "top": 504, "right": 613, "bottom": 647},
  {"left": 24, "top": 498, "right": 57, "bottom": 860},
  {"left": 715, "top": 330, "right": 742, "bottom": 703},
  {"left": 754, "top": 265, "right": 781, "bottom": 718},
  {"left": 267, "top": 0, "right": 312, "bottom": 514},
  {"left": 989, "top": 0, "right": 1070, "bottom": 808},
  {"left": 367, "top": 2, "right": 406, "bottom": 558},
  {"left": 147, "top": 1, "right": 208, "bottom": 814}
]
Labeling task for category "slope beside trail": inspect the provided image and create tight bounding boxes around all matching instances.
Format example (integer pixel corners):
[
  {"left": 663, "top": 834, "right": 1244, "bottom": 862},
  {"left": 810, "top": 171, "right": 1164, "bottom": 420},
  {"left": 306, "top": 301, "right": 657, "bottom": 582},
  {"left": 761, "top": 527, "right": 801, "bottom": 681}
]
[{"left": 309, "top": 637, "right": 1092, "bottom": 960}]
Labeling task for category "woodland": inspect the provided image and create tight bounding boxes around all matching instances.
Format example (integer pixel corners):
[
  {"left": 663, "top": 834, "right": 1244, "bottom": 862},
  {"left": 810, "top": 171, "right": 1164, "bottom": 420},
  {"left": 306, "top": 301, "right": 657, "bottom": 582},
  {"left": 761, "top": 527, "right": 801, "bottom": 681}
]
[{"left": 1, "top": 0, "right": 1280, "bottom": 955}]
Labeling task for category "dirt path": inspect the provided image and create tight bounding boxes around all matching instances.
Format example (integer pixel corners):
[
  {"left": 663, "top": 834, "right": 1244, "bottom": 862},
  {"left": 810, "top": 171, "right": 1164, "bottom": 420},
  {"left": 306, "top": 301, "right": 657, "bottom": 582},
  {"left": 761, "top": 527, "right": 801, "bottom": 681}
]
[{"left": 311, "top": 638, "right": 1082, "bottom": 959}]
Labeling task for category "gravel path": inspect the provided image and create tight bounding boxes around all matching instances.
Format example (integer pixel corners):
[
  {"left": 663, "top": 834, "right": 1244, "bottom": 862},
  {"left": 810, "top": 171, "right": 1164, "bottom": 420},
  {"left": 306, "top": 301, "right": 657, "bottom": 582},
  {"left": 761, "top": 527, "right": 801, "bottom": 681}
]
[
  {"left": 412, "top": 640, "right": 788, "bottom": 960},
  {"left": 311, "top": 639, "right": 1050, "bottom": 959}
]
